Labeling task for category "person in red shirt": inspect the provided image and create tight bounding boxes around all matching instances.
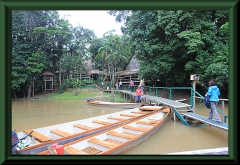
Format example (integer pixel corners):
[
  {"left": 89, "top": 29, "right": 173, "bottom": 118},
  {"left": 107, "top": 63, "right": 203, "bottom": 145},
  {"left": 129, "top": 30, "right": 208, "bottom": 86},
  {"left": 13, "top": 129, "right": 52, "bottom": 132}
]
[{"left": 136, "top": 86, "right": 142, "bottom": 103}]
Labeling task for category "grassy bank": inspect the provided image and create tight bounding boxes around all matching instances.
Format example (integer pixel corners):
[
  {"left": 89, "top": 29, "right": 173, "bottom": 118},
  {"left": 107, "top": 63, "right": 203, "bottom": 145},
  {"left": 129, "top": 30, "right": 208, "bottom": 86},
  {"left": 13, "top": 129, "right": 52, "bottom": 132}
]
[{"left": 33, "top": 88, "right": 127, "bottom": 102}]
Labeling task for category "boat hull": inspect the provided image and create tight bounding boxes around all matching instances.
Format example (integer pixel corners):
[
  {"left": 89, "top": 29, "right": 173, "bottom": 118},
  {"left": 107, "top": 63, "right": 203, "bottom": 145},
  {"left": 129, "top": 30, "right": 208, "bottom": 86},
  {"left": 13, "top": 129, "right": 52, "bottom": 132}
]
[
  {"left": 15, "top": 108, "right": 157, "bottom": 155},
  {"left": 109, "top": 119, "right": 166, "bottom": 154},
  {"left": 39, "top": 107, "right": 170, "bottom": 155},
  {"left": 103, "top": 108, "right": 169, "bottom": 154}
]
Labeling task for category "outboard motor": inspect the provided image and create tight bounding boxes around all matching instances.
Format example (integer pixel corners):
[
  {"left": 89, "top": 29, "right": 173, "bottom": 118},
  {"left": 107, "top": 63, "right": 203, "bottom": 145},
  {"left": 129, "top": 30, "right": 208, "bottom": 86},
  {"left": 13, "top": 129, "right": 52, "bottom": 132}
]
[
  {"left": 12, "top": 130, "right": 19, "bottom": 147},
  {"left": 12, "top": 130, "right": 33, "bottom": 155},
  {"left": 86, "top": 97, "right": 93, "bottom": 103}
]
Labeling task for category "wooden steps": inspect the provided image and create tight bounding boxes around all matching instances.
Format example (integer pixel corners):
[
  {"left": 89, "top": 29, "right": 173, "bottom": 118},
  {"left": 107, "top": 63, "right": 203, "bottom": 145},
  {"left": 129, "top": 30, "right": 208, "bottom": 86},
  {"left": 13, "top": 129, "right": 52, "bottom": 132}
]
[
  {"left": 73, "top": 124, "right": 94, "bottom": 130},
  {"left": 107, "top": 116, "right": 128, "bottom": 121},
  {"left": 65, "top": 146, "right": 89, "bottom": 155},
  {"left": 50, "top": 129, "right": 72, "bottom": 137},
  {"left": 123, "top": 125, "right": 148, "bottom": 132},
  {"left": 92, "top": 120, "right": 112, "bottom": 125},
  {"left": 136, "top": 120, "right": 157, "bottom": 125},
  {"left": 88, "top": 138, "right": 118, "bottom": 149},
  {"left": 107, "top": 131, "right": 136, "bottom": 139},
  {"left": 24, "top": 129, "right": 51, "bottom": 142}
]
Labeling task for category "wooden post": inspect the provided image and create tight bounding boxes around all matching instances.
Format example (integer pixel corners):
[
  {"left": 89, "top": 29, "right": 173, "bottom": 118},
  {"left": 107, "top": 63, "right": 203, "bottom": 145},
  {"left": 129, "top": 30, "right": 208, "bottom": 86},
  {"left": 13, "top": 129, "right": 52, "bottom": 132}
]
[
  {"left": 221, "top": 100, "right": 225, "bottom": 123},
  {"left": 192, "top": 80, "right": 196, "bottom": 113},
  {"left": 44, "top": 78, "right": 46, "bottom": 94},
  {"left": 52, "top": 77, "right": 53, "bottom": 92}
]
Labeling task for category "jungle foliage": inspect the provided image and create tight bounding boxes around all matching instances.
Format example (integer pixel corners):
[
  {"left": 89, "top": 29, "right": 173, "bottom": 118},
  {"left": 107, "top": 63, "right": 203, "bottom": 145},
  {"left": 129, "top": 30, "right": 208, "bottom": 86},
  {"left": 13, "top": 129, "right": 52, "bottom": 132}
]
[
  {"left": 109, "top": 10, "right": 228, "bottom": 97},
  {"left": 12, "top": 10, "right": 228, "bottom": 99}
]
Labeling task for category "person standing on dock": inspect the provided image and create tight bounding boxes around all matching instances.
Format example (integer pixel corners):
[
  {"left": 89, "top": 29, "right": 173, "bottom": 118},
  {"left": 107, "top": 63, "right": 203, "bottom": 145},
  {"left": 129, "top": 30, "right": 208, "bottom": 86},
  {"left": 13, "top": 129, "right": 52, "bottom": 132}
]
[
  {"left": 101, "top": 81, "right": 104, "bottom": 89},
  {"left": 205, "top": 80, "right": 222, "bottom": 124},
  {"left": 106, "top": 83, "right": 109, "bottom": 91},
  {"left": 139, "top": 78, "right": 145, "bottom": 94},
  {"left": 136, "top": 86, "right": 142, "bottom": 103},
  {"left": 119, "top": 81, "right": 122, "bottom": 90},
  {"left": 129, "top": 80, "right": 134, "bottom": 92}
]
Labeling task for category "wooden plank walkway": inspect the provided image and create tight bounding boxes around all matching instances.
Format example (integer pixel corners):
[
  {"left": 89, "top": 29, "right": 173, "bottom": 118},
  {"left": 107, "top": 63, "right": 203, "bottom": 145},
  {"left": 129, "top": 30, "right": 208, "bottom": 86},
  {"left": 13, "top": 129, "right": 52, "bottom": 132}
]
[
  {"left": 119, "top": 90, "right": 191, "bottom": 108},
  {"left": 182, "top": 112, "right": 228, "bottom": 131}
]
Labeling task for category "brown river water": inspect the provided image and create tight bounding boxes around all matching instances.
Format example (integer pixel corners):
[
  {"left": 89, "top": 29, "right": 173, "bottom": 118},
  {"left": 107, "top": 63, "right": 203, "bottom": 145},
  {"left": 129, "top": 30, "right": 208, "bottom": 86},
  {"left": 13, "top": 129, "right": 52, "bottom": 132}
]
[{"left": 12, "top": 98, "right": 228, "bottom": 155}]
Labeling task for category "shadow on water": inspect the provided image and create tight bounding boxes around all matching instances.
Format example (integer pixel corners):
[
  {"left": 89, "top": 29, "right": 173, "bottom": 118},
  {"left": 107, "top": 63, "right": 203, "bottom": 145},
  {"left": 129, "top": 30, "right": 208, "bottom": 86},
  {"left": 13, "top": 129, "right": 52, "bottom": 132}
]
[{"left": 12, "top": 99, "right": 228, "bottom": 154}]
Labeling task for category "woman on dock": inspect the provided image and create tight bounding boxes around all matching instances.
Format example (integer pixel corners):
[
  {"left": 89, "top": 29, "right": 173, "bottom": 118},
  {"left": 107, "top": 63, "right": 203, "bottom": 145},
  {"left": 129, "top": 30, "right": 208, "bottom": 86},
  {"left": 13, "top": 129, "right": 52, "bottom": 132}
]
[
  {"left": 129, "top": 80, "right": 134, "bottom": 92},
  {"left": 205, "top": 80, "right": 222, "bottom": 124}
]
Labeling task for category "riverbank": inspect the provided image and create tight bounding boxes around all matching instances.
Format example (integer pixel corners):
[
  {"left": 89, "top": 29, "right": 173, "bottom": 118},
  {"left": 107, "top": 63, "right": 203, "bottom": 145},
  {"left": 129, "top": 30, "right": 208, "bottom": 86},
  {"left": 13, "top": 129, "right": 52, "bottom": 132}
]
[
  {"left": 13, "top": 88, "right": 128, "bottom": 103},
  {"left": 12, "top": 88, "right": 195, "bottom": 103}
]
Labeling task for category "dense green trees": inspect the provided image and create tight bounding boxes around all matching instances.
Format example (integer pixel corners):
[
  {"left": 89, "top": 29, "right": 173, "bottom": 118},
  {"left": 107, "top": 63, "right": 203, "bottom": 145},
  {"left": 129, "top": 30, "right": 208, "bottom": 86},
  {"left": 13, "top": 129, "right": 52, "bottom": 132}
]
[
  {"left": 110, "top": 10, "right": 228, "bottom": 96},
  {"left": 12, "top": 10, "right": 228, "bottom": 99},
  {"left": 11, "top": 10, "right": 92, "bottom": 98}
]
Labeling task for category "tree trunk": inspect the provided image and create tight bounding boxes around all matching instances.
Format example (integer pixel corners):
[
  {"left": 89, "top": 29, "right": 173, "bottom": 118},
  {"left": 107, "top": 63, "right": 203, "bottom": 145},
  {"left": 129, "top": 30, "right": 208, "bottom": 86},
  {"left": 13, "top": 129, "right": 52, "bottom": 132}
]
[
  {"left": 32, "top": 81, "right": 34, "bottom": 97},
  {"left": 108, "top": 63, "right": 111, "bottom": 82},
  {"left": 111, "top": 68, "right": 115, "bottom": 102},
  {"left": 27, "top": 82, "right": 33, "bottom": 99},
  {"left": 13, "top": 89, "right": 17, "bottom": 99},
  {"left": 59, "top": 57, "right": 62, "bottom": 85}
]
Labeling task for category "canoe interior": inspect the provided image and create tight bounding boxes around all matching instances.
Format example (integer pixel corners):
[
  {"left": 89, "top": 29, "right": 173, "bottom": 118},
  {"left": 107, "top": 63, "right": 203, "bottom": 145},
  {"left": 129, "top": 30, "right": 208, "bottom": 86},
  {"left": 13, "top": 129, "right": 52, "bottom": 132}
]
[
  {"left": 55, "top": 107, "right": 170, "bottom": 155},
  {"left": 16, "top": 108, "right": 157, "bottom": 153}
]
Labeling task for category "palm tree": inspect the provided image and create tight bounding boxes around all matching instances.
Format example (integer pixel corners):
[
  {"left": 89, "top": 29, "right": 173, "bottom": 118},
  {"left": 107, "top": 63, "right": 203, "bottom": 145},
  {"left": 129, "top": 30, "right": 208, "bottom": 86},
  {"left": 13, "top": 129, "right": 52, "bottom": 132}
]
[{"left": 96, "top": 32, "right": 128, "bottom": 102}]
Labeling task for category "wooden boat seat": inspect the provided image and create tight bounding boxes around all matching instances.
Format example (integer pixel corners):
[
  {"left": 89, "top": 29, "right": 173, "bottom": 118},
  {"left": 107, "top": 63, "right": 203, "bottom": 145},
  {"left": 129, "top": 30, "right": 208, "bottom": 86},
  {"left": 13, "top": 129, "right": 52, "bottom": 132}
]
[
  {"left": 104, "top": 139, "right": 123, "bottom": 145},
  {"left": 136, "top": 120, "right": 158, "bottom": 125},
  {"left": 73, "top": 124, "right": 94, "bottom": 130},
  {"left": 88, "top": 138, "right": 118, "bottom": 149},
  {"left": 24, "top": 129, "right": 52, "bottom": 142},
  {"left": 50, "top": 129, "right": 72, "bottom": 137},
  {"left": 131, "top": 111, "right": 148, "bottom": 114},
  {"left": 107, "top": 131, "right": 136, "bottom": 139},
  {"left": 160, "top": 108, "right": 170, "bottom": 113},
  {"left": 65, "top": 146, "right": 89, "bottom": 155},
  {"left": 120, "top": 113, "right": 140, "bottom": 117},
  {"left": 82, "top": 147, "right": 102, "bottom": 155},
  {"left": 92, "top": 120, "right": 112, "bottom": 125},
  {"left": 123, "top": 125, "right": 148, "bottom": 132},
  {"left": 107, "top": 116, "right": 128, "bottom": 121},
  {"left": 122, "top": 132, "right": 139, "bottom": 136}
]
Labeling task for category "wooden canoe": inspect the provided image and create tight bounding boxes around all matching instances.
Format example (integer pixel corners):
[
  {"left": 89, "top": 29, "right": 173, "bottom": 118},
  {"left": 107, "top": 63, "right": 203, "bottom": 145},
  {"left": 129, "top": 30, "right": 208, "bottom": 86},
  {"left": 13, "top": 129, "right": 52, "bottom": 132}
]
[
  {"left": 87, "top": 99, "right": 142, "bottom": 109},
  {"left": 15, "top": 108, "right": 158, "bottom": 155},
  {"left": 39, "top": 107, "right": 170, "bottom": 155},
  {"left": 139, "top": 106, "right": 164, "bottom": 111}
]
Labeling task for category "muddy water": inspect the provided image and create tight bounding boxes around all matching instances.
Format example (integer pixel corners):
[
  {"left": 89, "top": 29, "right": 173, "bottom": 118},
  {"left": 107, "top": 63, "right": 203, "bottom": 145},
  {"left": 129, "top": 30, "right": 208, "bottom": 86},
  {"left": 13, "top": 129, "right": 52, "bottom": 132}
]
[{"left": 12, "top": 99, "right": 228, "bottom": 154}]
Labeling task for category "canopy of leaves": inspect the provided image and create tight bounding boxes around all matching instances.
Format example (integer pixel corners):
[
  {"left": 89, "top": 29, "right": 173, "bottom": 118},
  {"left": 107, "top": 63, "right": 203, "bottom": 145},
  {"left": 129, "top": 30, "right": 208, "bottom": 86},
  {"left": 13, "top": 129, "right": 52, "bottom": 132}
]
[{"left": 124, "top": 10, "right": 228, "bottom": 95}]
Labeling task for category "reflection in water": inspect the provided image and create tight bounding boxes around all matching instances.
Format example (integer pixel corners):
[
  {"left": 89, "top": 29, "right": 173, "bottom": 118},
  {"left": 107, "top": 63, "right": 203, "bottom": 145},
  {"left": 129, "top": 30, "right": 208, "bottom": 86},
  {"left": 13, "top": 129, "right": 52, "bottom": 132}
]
[{"left": 12, "top": 99, "right": 228, "bottom": 154}]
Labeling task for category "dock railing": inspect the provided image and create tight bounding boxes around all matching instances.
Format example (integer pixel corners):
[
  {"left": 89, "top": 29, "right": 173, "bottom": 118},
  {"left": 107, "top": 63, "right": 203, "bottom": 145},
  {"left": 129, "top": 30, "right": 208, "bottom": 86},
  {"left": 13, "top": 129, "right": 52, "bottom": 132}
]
[
  {"left": 108, "top": 84, "right": 228, "bottom": 123},
  {"left": 193, "top": 95, "right": 228, "bottom": 123}
]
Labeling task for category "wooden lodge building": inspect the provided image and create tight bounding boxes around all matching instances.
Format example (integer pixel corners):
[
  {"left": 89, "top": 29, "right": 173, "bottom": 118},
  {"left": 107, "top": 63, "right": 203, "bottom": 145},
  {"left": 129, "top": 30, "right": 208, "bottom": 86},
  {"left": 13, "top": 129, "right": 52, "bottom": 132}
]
[
  {"left": 43, "top": 55, "right": 141, "bottom": 93},
  {"left": 70, "top": 55, "right": 141, "bottom": 85}
]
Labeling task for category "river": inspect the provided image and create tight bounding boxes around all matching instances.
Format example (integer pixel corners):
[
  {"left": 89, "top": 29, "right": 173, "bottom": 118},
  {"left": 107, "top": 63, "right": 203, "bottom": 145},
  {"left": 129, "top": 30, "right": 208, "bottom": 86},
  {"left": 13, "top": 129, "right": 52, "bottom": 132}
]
[{"left": 12, "top": 98, "right": 228, "bottom": 154}]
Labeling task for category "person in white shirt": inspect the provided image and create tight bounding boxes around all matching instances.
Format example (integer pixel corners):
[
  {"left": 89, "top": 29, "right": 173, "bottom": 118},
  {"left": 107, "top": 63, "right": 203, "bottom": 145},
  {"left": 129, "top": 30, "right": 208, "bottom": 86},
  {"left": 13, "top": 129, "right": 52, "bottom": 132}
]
[
  {"left": 101, "top": 81, "right": 104, "bottom": 89},
  {"left": 139, "top": 78, "right": 145, "bottom": 94},
  {"left": 119, "top": 81, "right": 122, "bottom": 90}
]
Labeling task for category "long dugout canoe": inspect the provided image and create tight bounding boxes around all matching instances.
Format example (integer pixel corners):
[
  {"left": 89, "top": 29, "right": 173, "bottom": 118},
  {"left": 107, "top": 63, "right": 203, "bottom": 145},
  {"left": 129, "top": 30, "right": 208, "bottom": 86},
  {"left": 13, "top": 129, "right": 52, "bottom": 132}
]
[
  {"left": 38, "top": 107, "right": 170, "bottom": 155},
  {"left": 14, "top": 107, "right": 164, "bottom": 155}
]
